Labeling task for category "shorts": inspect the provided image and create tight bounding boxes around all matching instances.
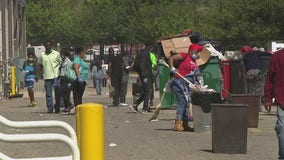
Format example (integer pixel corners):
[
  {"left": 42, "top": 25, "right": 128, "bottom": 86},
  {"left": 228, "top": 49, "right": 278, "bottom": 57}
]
[{"left": 25, "top": 80, "right": 35, "bottom": 88}]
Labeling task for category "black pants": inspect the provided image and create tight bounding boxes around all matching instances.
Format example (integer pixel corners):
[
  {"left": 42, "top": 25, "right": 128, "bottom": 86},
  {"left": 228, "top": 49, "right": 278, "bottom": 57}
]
[
  {"left": 120, "top": 74, "right": 129, "bottom": 103},
  {"left": 111, "top": 75, "right": 122, "bottom": 106},
  {"left": 135, "top": 77, "right": 152, "bottom": 110},
  {"left": 61, "top": 78, "right": 72, "bottom": 109},
  {"left": 73, "top": 81, "right": 86, "bottom": 107}
]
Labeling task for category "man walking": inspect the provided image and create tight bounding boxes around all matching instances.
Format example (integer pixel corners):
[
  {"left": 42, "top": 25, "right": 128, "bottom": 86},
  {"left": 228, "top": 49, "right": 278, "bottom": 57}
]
[
  {"left": 132, "top": 44, "right": 153, "bottom": 113},
  {"left": 38, "top": 40, "right": 62, "bottom": 113},
  {"left": 264, "top": 48, "right": 284, "bottom": 159},
  {"left": 108, "top": 47, "right": 123, "bottom": 107}
]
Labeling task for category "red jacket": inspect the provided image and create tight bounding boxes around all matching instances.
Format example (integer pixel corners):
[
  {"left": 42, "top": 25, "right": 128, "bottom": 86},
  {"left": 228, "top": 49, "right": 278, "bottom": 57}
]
[{"left": 264, "top": 48, "right": 284, "bottom": 108}]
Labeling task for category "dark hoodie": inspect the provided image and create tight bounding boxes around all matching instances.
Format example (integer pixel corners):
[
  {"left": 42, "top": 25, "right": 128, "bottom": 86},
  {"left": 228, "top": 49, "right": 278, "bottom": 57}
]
[{"left": 134, "top": 48, "right": 153, "bottom": 79}]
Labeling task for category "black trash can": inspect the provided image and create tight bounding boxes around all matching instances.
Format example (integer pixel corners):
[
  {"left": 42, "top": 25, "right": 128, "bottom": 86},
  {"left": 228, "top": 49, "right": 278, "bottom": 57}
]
[{"left": 211, "top": 103, "right": 248, "bottom": 154}]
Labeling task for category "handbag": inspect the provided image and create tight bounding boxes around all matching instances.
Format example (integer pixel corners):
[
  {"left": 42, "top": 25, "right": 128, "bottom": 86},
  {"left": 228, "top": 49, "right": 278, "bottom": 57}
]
[{"left": 65, "top": 63, "right": 76, "bottom": 82}]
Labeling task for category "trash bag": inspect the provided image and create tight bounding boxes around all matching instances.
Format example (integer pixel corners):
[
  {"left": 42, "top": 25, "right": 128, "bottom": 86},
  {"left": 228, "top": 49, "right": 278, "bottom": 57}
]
[{"left": 191, "top": 92, "right": 222, "bottom": 113}]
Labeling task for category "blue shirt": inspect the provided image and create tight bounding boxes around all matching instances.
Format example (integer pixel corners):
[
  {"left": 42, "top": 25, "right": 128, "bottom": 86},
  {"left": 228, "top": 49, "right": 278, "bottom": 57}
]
[{"left": 23, "top": 61, "right": 37, "bottom": 81}]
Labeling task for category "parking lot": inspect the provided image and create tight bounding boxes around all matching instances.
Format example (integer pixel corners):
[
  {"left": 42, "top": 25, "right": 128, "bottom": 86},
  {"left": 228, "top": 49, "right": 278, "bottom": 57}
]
[{"left": 0, "top": 77, "right": 279, "bottom": 160}]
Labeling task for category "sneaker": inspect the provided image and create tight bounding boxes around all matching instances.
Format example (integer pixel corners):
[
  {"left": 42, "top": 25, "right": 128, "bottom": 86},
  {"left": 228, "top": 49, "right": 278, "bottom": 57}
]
[
  {"left": 60, "top": 108, "right": 71, "bottom": 115},
  {"left": 31, "top": 101, "right": 37, "bottom": 107},
  {"left": 119, "top": 103, "right": 128, "bottom": 107},
  {"left": 69, "top": 107, "right": 76, "bottom": 115}
]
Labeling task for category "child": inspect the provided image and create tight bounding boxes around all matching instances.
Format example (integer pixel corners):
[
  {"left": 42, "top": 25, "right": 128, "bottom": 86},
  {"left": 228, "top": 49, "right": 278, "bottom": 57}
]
[
  {"left": 23, "top": 52, "right": 38, "bottom": 107},
  {"left": 92, "top": 64, "right": 106, "bottom": 95}
]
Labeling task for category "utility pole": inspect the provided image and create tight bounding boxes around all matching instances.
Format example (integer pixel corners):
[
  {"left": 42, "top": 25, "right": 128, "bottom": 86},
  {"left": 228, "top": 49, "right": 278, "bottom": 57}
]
[{"left": 193, "top": 0, "right": 199, "bottom": 31}]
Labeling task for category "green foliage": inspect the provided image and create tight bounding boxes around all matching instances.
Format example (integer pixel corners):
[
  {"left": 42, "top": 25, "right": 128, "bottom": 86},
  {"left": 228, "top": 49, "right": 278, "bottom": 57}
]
[{"left": 26, "top": 0, "right": 284, "bottom": 50}]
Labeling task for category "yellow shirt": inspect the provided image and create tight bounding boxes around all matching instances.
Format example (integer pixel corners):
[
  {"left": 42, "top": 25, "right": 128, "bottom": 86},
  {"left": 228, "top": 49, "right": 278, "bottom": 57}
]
[{"left": 38, "top": 50, "right": 62, "bottom": 80}]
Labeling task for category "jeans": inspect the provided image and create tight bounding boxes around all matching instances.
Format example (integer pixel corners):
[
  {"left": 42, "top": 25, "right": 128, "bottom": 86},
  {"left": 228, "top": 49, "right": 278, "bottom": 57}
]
[
  {"left": 275, "top": 105, "right": 284, "bottom": 159},
  {"left": 171, "top": 78, "right": 191, "bottom": 121},
  {"left": 54, "top": 78, "right": 62, "bottom": 111},
  {"left": 44, "top": 79, "right": 55, "bottom": 111},
  {"left": 95, "top": 78, "right": 103, "bottom": 95}
]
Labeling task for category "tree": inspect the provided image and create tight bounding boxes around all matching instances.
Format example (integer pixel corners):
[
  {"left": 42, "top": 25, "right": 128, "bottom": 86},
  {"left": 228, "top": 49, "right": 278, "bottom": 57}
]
[{"left": 25, "top": 0, "right": 284, "bottom": 50}]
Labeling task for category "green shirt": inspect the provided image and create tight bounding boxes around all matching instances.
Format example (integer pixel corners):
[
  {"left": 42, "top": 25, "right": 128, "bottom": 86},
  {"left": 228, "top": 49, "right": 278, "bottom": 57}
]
[
  {"left": 150, "top": 52, "right": 157, "bottom": 69},
  {"left": 73, "top": 56, "right": 89, "bottom": 81},
  {"left": 38, "top": 50, "right": 62, "bottom": 80}
]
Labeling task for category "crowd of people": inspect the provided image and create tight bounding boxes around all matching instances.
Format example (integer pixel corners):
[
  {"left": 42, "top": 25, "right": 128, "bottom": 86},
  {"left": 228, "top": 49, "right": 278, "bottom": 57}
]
[
  {"left": 24, "top": 40, "right": 198, "bottom": 131},
  {"left": 23, "top": 41, "right": 159, "bottom": 115}
]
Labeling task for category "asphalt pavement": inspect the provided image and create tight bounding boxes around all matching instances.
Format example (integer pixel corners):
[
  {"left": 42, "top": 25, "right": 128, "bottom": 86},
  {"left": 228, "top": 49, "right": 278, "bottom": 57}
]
[{"left": 0, "top": 75, "right": 279, "bottom": 160}]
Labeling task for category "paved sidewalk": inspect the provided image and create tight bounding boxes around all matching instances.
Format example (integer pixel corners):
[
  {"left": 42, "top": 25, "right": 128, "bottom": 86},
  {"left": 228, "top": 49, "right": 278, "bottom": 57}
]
[{"left": 0, "top": 80, "right": 279, "bottom": 160}]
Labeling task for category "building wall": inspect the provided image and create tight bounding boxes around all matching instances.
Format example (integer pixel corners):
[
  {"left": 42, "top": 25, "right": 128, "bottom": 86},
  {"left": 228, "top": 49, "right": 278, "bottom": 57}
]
[{"left": 0, "top": 0, "right": 26, "bottom": 98}]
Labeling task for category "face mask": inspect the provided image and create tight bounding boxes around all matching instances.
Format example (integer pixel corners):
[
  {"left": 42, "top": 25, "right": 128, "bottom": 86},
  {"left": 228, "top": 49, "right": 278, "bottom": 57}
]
[
  {"left": 28, "top": 58, "right": 34, "bottom": 61},
  {"left": 191, "top": 53, "right": 199, "bottom": 60}
]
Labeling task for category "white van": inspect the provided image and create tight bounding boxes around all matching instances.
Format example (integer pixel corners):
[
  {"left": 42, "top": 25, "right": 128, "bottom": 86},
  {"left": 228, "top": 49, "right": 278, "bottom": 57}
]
[{"left": 26, "top": 46, "right": 45, "bottom": 59}]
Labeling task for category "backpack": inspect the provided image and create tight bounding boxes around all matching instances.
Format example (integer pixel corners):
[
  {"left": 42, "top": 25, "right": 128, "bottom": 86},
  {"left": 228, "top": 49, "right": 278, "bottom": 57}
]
[{"left": 64, "top": 62, "right": 76, "bottom": 82}]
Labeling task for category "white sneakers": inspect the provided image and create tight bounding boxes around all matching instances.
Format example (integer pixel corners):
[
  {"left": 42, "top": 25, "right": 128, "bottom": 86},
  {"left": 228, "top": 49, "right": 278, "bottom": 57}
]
[{"left": 119, "top": 103, "right": 128, "bottom": 107}]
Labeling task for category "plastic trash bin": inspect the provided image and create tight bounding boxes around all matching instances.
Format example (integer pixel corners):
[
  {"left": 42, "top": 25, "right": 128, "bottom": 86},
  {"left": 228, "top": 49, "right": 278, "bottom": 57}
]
[
  {"left": 159, "top": 65, "right": 178, "bottom": 109},
  {"left": 211, "top": 103, "right": 248, "bottom": 154},
  {"left": 199, "top": 57, "right": 222, "bottom": 92}
]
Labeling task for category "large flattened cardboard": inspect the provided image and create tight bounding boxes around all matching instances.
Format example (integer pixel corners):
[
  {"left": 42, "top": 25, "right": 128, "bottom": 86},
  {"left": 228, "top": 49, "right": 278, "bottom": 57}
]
[
  {"left": 161, "top": 36, "right": 191, "bottom": 58},
  {"left": 160, "top": 36, "right": 211, "bottom": 66}
]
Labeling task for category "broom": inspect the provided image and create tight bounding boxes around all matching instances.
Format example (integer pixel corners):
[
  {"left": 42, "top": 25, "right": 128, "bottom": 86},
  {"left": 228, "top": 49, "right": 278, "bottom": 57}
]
[
  {"left": 149, "top": 88, "right": 167, "bottom": 121},
  {"left": 158, "top": 59, "right": 215, "bottom": 93}
]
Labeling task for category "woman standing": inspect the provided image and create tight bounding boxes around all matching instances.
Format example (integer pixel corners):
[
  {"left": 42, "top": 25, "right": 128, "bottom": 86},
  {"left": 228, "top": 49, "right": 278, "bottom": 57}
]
[
  {"left": 73, "top": 47, "right": 89, "bottom": 107},
  {"left": 169, "top": 44, "right": 204, "bottom": 132}
]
